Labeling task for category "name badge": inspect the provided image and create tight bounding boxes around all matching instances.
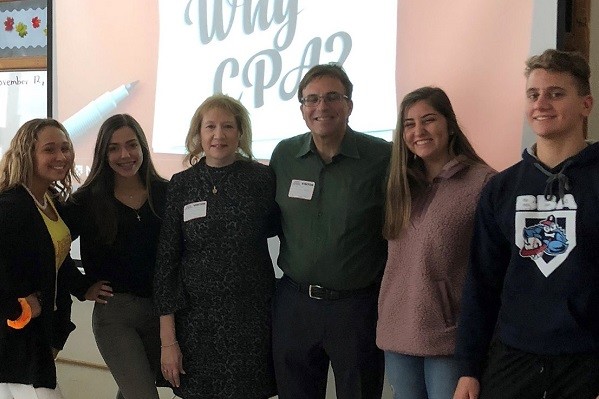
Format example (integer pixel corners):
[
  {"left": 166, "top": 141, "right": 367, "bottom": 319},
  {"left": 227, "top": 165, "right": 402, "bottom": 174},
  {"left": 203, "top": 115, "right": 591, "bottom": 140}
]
[
  {"left": 183, "top": 201, "right": 207, "bottom": 221},
  {"left": 288, "top": 179, "right": 315, "bottom": 200}
]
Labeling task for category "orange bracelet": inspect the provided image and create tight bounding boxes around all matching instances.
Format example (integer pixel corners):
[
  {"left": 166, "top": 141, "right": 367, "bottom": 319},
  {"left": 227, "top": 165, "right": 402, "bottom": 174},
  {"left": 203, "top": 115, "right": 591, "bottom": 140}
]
[{"left": 6, "top": 297, "right": 32, "bottom": 329}]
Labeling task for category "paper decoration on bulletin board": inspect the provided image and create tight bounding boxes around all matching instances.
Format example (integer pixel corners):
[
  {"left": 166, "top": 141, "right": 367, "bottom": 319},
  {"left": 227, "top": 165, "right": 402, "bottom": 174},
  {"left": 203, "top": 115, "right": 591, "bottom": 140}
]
[{"left": 0, "top": 0, "right": 47, "bottom": 70}]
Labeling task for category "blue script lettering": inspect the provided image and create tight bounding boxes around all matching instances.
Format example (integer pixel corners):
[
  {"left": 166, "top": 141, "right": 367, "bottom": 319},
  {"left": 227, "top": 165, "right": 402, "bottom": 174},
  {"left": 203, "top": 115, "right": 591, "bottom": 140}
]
[
  {"left": 214, "top": 32, "right": 352, "bottom": 108},
  {"left": 185, "top": 0, "right": 298, "bottom": 50}
]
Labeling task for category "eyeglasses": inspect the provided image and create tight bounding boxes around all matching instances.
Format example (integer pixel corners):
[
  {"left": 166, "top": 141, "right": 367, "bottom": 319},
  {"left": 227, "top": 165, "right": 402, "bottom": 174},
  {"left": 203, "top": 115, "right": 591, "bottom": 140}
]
[{"left": 299, "top": 92, "right": 349, "bottom": 107}]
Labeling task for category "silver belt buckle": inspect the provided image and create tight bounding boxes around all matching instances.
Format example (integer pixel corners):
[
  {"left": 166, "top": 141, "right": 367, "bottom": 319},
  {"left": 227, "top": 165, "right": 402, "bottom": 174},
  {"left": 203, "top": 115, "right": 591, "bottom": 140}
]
[{"left": 309, "top": 284, "right": 324, "bottom": 299}]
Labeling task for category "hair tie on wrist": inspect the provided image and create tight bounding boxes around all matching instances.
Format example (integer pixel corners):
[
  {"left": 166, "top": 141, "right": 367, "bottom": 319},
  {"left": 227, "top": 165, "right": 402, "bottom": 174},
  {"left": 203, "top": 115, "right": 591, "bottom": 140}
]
[
  {"left": 161, "top": 340, "right": 178, "bottom": 348},
  {"left": 7, "top": 298, "right": 32, "bottom": 329}
]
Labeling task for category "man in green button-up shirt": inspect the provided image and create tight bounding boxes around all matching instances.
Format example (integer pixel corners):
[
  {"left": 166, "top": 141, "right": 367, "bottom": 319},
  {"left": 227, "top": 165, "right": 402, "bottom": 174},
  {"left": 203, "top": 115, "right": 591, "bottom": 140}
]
[{"left": 270, "top": 64, "right": 391, "bottom": 398}]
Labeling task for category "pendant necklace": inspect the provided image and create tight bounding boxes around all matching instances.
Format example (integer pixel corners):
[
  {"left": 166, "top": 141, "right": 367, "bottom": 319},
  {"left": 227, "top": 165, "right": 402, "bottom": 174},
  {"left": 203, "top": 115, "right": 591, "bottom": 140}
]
[
  {"left": 23, "top": 185, "right": 48, "bottom": 210},
  {"left": 133, "top": 204, "right": 141, "bottom": 221},
  {"left": 206, "top": 167, "right": 230, "bottom": 195},
  {"left": 118, "top": 191, "right": 144, "bottom": 222},
  {"left": 129, "top": 194, "right": 143, "bottom": 222}
]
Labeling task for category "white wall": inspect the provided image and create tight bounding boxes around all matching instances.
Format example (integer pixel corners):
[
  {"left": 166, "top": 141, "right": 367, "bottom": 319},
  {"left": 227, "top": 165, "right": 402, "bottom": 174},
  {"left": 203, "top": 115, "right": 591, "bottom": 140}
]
[{"left": 521, "top": 0, "right": 559, "bottom": 150}]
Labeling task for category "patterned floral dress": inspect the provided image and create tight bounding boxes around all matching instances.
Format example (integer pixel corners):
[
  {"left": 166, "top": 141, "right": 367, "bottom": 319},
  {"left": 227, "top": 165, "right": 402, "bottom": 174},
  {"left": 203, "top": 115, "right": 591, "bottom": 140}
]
[{"left": 154, "top": 158, "right": 278, "bottom": 399}]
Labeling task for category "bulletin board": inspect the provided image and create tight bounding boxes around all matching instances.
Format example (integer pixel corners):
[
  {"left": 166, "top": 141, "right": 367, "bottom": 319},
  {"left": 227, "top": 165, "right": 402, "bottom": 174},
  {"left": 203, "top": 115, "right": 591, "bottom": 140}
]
[
  {"left": 0, "top": 0, "right": 47, "bottom": 70},
  {"left": 0, "top": 0, "right": 48, "bottom": 156}
]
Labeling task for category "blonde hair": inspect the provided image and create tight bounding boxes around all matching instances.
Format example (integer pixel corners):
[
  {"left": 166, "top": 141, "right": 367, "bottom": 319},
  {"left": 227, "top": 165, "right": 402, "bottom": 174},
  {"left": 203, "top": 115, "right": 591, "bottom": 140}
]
[
  {"left": 184, "top": 94, "right": 253, "bottom": 165},
  {"left": 0, "top": 118, "right": 78, "bottom": 201},
  {"left": 383, "top": 87, "right": 486, "bottom": 239}
]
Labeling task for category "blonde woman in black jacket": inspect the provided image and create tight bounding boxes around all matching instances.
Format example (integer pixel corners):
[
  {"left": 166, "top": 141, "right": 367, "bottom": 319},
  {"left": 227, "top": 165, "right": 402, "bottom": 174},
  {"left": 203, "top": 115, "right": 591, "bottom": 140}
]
[{"left": 0, "top": 119, "right": 88, "bottom": 399}]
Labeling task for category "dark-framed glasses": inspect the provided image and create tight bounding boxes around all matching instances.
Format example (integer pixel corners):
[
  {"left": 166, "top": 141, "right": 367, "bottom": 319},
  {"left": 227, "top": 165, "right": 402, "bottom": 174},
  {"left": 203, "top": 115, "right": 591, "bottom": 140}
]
[{"left": 300, "top": 92, "right": 349, "bottom": 107}]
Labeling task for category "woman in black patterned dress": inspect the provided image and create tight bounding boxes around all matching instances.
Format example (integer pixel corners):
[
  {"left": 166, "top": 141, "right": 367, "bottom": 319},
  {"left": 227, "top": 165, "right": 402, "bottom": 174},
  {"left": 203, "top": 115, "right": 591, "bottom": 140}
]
[{"left": 154, "top": 94, "right": 278, "bottom": 399}]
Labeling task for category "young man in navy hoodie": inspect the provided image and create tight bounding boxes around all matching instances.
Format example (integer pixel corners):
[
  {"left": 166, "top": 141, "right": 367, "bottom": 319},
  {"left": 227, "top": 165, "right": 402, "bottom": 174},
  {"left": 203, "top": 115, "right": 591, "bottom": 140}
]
[{"left": 453, "top": 49, "right": 599, "bottom": 399}]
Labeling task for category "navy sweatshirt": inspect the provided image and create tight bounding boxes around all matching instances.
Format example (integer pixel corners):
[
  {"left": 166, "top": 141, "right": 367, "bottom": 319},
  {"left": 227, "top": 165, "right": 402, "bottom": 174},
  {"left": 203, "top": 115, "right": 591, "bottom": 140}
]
[{"left": 455, "top": 142, "right": 599, "bottom": 378}]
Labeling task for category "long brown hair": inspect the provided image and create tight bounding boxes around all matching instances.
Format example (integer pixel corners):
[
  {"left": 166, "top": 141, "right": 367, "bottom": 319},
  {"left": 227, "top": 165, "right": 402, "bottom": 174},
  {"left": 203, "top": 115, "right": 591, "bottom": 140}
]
[
  {"left": 71, "top": 114, "right": 167, "bottom": 244},
  {"left": 383, "top": 87, "right": 486, "bottom": 239}
]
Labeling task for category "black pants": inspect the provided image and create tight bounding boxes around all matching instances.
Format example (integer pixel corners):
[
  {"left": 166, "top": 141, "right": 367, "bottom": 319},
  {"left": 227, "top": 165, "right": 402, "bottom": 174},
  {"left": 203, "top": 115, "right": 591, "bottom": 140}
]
[
  {"left": 272, "top": 276, "right": 384, "bottom": 399},
  {"left": 480, "top": 340, "right": 599, "bottom": 399}
]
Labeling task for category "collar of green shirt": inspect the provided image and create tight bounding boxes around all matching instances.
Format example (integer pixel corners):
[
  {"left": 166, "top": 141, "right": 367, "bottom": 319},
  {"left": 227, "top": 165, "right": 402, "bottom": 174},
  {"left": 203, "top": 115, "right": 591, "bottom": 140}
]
[{"left": 295, "top": 128, "right": 361, "bottom": 160}]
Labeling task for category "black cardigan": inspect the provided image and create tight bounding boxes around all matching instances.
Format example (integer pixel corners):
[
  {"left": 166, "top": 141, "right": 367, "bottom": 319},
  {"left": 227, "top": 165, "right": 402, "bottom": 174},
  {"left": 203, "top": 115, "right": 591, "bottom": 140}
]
[{"left": 0, "top": 185, "right": 88, "bottom": 388}]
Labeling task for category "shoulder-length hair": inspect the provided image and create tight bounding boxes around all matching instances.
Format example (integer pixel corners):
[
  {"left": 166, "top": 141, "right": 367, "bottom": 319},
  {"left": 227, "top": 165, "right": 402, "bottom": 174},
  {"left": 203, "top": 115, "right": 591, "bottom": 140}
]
[
  {"left": 184, "top": 94, "right": 253, "bottom": 165},
  {"left": 72, "top": 114, "right": 167, "bottom": 244},
  {"left": 383, "top": 87, "right": 487, "bottom": 239},
  {"left": 0, "top": 118, "right": 78, "bottom": 201}
]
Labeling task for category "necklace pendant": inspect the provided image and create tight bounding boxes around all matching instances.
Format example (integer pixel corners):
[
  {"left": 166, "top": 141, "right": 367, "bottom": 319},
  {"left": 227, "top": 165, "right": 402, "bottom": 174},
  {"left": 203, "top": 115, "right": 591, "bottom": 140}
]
[
  {"left": 212, "top": 186, "right": 218, "bottom": 194},
  {"left": 136, "top": 213, "right": 141, "bottom": 222}
]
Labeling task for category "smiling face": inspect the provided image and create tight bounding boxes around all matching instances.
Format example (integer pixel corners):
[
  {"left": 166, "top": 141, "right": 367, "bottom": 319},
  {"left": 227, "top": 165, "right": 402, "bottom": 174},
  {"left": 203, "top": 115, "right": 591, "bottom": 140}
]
[
  {"left": 200, "top": 107, "right": 240, "bottom": 167},
  {"left": 402, "top": 100, "right": 451, "bottom": 166},
  {"left": 107, "top": 126, "right": 143, "bottom": 179},
  {"left": 526, "top": 69, "right": 593, "bottom": 141},
  {"left": 32, "top": 126, "right": 73, "bottom": 189},
  {"left": 300, "top": 76, "right": 353, "bottom": 142}
]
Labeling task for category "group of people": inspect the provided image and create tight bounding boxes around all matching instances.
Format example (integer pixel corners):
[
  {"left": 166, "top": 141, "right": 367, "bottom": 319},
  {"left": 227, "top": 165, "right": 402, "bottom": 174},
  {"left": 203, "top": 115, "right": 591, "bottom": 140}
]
[{"left": 0, "top": 47, "right": 597, "bottom": 399}]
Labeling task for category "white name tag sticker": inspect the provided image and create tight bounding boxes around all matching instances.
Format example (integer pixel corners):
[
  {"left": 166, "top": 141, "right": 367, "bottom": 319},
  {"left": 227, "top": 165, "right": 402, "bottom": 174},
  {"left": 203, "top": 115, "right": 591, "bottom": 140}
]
[
  {"left": 288, "top": 179, "right": 315, "bottom": 200},
  {"left": 183, "top": 201, "right": 207, "bottom": 222}
]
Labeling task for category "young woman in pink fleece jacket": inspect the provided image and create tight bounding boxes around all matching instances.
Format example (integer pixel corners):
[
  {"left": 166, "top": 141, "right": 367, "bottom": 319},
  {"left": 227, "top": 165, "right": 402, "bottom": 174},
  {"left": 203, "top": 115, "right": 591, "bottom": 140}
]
[{"left": 377, "top": 87, "right": 495, "bottom": 399}]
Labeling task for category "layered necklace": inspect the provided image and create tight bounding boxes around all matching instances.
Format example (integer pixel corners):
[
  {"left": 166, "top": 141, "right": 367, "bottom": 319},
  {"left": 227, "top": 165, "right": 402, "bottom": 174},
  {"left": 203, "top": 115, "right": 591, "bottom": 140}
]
[{"left": 23, "top": 185, "right": 49, "bottom": 210}]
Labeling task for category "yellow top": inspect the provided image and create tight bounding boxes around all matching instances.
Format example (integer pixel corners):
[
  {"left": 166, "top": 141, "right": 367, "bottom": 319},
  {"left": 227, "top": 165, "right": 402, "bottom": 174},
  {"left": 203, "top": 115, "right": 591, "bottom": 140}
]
[
  {"left": 37, "top": 194, "right": 72, "bottom": 310},
  {"left": 38, "top": 193, "right": 71, "bottom": 271}
]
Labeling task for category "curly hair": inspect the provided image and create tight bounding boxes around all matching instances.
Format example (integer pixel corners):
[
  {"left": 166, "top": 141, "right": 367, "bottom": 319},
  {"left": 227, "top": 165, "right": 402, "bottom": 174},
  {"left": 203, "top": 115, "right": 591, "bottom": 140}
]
[{"left": 0, "top": 118, "right": 78, "bottom": 201}]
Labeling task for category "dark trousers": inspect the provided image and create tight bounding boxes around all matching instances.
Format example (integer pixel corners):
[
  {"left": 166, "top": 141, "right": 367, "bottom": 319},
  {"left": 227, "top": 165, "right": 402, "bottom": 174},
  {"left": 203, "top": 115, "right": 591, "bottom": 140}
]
[
  {"left": 480, "top": 340, "right": 599, "bottom": 399},
  {"left": 92, "top": 293, "right": 161, "bottom": 399},
  {"left": 272, "top": 276, "right": 384, "bottom": 399}
]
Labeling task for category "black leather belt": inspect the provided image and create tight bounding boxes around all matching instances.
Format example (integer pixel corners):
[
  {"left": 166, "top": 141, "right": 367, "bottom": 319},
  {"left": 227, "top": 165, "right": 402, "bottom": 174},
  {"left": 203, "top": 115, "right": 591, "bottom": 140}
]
[{"left": 282, "top": 275, "right": 378, "bottom": 300}]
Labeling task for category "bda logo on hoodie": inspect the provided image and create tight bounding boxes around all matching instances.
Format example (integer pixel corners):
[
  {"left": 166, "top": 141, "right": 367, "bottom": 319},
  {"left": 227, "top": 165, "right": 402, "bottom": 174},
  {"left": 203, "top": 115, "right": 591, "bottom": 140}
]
[{"left": 515, "top": 194, "right": 577, "bottom": 277}]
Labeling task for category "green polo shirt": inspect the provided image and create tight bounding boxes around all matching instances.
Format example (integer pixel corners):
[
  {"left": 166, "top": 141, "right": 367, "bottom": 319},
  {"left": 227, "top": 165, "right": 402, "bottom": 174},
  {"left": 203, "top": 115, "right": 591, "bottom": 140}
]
[{"left": 270, "top": 129, "right": 391, "bottom": 290}]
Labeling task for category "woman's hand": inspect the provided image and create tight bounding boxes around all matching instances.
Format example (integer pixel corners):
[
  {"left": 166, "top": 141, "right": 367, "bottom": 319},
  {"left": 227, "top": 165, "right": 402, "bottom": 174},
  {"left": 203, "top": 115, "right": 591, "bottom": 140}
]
[
  {"left": 24, "top": 293, "right": 42, "bottom": 318},
  {"left": 84, "top": 281, "right": 113, "bottom": 304},
  {"left": 161, "top": 341, "right": 185, "bottom": 388},
  {"left": 453, "top": 376, "right": 480, "bottom": 399}
]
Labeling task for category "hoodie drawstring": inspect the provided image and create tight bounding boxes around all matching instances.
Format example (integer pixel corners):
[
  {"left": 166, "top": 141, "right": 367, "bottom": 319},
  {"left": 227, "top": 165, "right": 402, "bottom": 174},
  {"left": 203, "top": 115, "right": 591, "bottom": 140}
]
[{"left": 533, "top": 161, "right": 572, "bottom": 201}]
